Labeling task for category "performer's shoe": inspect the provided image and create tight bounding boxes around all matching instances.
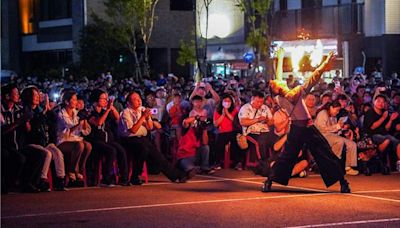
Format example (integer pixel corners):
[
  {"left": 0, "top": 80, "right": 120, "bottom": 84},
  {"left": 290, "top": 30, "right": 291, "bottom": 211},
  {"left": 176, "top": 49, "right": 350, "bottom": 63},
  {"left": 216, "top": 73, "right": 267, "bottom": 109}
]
[
  {"left": 340, "top": 180, "right": 351, "bottom": 193},
  {"left": 261, "top": 178, "right": 272, "bottom": 192}
]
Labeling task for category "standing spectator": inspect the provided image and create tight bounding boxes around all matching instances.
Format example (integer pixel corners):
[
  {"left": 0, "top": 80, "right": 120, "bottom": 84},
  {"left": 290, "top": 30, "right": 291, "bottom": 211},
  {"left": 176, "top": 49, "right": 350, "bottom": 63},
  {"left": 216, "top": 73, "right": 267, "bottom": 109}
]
[
  {"left": 213, "top": 94, "right": 244, "bottom": 170},
  {"left": 57, "top": 90, "right": 92, "bottom": 187}
]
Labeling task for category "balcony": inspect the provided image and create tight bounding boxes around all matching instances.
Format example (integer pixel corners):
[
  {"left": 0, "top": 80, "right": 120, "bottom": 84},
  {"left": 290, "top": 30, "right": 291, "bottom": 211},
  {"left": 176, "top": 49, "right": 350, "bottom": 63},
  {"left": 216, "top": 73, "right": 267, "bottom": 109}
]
[{"left": 271, "top": 3, "right": 364, "bottom": 40}]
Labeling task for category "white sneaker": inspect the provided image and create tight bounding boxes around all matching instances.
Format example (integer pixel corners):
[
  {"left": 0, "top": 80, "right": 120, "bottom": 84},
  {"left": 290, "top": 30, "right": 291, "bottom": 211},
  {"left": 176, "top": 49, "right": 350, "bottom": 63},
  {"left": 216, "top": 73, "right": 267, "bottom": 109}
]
[{"left": 345, "top": 167, "right": 359, "bottom": 176}]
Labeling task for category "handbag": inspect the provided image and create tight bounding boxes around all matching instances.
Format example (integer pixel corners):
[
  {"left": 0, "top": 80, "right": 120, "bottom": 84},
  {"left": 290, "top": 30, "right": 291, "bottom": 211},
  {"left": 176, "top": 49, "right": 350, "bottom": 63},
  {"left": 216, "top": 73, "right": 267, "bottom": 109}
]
[{"left": 236, "top": 133, "right": 248, "bottom": 150}]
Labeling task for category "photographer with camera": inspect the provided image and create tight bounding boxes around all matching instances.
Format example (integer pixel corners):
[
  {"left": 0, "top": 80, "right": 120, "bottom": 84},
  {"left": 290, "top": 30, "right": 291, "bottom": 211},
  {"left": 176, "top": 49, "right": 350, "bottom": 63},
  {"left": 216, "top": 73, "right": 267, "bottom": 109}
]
[
  {"left": 181, "top": 95, "right": 215, "bottom": 174},
  {"left": 57, "top": 89, "right": 92, "bottom": 187}
]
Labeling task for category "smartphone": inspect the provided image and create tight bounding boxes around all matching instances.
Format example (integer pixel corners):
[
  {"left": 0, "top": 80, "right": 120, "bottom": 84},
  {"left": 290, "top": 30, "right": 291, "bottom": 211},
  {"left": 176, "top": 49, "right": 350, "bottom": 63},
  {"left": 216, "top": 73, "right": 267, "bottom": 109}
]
[
  {"left": 151, "top": 108, "right": 158, "bottom": 115},
  {"left": 339, "top": 116, "right": 348, "bottom": 123}
]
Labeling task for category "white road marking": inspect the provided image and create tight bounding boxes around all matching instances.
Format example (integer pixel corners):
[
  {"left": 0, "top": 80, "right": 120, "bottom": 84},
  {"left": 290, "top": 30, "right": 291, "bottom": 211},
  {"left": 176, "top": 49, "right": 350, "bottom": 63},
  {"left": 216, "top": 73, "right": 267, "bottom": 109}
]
[
  {"left": 353, "top": 189, "right": 400, "bottom": 193},
  {"left": 348, "top": 193, "right": 400, "bottom": 203},
  {"left": 198, "top": 175, "right": 329, "bottom": 193},
  {"left": 2, "top": 192, "right": 333, "bottom": 219},
  {"left": 286, "top": 218, "right": 400, "bottom": 228}
]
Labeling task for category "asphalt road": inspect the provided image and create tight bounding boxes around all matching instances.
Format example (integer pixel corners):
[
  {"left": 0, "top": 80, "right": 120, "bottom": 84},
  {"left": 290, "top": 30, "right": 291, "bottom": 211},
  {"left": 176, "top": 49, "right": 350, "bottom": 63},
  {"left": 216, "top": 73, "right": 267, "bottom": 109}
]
[{"left": 2, "top": 170, "right": 400, "bottom": 227}]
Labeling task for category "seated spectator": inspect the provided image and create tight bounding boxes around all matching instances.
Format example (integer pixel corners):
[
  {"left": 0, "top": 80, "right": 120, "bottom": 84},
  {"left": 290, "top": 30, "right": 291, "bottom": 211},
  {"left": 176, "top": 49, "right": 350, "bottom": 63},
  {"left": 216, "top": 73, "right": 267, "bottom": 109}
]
[
  {"left": 238, "top": 91, "right": 277, "bottom": 161},
  {"left": 305, "top": 93, "right": 318, "bottom": 119},
  {"left": 57, "top": 90, "right": 92, "bottom": 187},
  {"left": 1, "top": 84, "right": 44, "bottom": 193},
  {"left": 119, "top": 92, "right": 188, "bottom": 184},
  {"left": 363, "top": 94, "right": 400, "bottom": 172},
  {"left": 20, "top": 86, "right": 66, "bottom": 191},
  {"left": 87, "top": 89, "right": 129, "bottom": 186},
  {"left": 315, "top": 101, "right": 359, "bottom": 175}
]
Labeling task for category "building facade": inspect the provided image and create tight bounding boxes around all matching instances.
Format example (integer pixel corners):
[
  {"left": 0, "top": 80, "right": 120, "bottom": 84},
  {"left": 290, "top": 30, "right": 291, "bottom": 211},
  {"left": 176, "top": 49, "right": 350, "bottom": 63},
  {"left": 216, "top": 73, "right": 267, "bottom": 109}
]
[
  {"left": 271, "top": 0, "right": 400, "bottom": 78},
  {"left": 1, "top": 0, "right": 196, "bottom": 78}
]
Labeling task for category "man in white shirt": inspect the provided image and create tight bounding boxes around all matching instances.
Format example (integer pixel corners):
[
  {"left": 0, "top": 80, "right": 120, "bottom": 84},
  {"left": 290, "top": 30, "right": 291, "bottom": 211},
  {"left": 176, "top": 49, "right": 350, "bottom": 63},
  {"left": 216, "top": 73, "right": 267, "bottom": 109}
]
[
  {"left": 239, "top": 91, "right": 277, "bottom": 161},
  {"left": 119, "top": 92, "right": 188, "bottom": 185}
]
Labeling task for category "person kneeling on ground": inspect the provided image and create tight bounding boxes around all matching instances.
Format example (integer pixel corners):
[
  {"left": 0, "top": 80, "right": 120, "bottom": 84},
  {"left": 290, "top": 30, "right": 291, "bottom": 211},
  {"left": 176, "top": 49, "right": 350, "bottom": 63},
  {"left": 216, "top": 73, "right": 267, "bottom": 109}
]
[{"left": 177, "top": 116, "right": 215, "bottom": 177}]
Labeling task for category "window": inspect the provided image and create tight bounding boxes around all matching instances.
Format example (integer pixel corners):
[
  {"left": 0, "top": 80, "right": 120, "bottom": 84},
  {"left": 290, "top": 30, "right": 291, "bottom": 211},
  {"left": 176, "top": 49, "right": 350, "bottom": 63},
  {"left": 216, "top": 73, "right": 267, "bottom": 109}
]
[
  {"left": 301, "top": 0, "right": 322, "bottom": 8},
  {"left": 279, "top": 0, "right": 287, "bottom": 11},
  {"left": 40, "top": 0, "right": 71, "bottom": 21},
  {"left": 19, "top": 0, "right": 35, "bottom": 34},
  {"left": 170, "top": 0, "right": 193, "bottom": 11}
]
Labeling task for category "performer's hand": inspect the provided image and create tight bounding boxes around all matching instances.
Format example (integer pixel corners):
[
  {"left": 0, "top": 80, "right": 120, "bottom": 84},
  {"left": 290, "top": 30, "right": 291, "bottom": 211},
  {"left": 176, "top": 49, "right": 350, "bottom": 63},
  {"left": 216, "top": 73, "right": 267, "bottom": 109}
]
[
  {"left": 318, "top": 51, "right": 336, "bottom": 72},
  {"left": 276, "top": 47, "right": 284, "bottom": 60}
]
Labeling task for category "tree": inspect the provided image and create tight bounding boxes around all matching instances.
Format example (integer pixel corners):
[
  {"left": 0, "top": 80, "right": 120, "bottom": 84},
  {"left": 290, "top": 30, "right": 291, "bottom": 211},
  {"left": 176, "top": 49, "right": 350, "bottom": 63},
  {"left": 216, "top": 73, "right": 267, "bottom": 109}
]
[
  {"left": 235, "top": 0, "right": 273, "bottom": 78},
  {"left": 104, "top": 0, "right": 143, "bottom": 81},
  {"left": 177, "top": 39, "right": 197, "bottom": 67},
  {"left": 79, "top": 14, "right": 125, "bottom": 78},
  {"left": 134, "top": 0, "right": 160, "bottom": 78},
  {"left": 193, "top": 0, "right": 213, "bottom": 82},
  {"left": 104, "top": 0, "right": 160, "bottom": 81}
]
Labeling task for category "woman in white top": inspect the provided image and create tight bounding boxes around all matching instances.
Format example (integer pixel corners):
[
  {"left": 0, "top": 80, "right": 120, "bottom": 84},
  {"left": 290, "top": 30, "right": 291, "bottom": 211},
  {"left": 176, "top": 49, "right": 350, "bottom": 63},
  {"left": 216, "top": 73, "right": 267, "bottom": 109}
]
[
  {"left": 57, "top": 90, "right": 92, "bottom": 187},
  {"left": 314, "top": 101, "right": 359, "bottom": 175}
]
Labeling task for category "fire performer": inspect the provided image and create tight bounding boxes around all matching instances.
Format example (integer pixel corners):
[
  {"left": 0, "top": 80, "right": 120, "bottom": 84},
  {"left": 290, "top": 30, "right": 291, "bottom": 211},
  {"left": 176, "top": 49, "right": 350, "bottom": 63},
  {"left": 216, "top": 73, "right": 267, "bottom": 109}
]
[{"left": 263, "top": 49, "right": 351, "bottom": 193}]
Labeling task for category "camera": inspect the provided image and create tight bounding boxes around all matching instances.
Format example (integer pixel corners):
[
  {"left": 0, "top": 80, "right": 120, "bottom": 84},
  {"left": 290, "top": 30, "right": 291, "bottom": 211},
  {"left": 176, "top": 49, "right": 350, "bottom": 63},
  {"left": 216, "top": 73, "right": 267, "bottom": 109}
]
[{"left": 194, "top": 116, "right": 212, "bottom": 129}]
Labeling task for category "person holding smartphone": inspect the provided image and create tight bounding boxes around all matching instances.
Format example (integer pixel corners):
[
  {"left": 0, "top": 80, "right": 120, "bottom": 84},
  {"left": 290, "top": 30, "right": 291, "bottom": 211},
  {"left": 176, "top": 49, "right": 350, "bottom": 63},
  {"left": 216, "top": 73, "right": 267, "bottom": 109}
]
[
  {"left": 119, "top": 92, "right": 188, "bottom": 184},
  {"left": 87, "top": 89, "right": 129, "bottom": 186},
  {"left": 315, "top": 101, "right": 359, "bottom": 175}
]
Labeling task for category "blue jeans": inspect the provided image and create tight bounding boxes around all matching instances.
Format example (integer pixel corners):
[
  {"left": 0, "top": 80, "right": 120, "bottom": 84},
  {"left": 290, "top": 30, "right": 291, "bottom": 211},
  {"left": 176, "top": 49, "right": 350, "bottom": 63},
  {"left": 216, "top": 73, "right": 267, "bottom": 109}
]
[{"left": 178, "top": 145, "right": 210, "bottom": 172}]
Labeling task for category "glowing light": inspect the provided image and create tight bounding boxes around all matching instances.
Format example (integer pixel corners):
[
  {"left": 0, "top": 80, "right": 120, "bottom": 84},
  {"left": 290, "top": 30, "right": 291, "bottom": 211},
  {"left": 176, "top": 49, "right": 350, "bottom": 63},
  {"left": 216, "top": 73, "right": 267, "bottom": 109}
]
[
  {"left": 310, "top": 39, "right": 323, "bottom": 67},
  {"left": 200, "top": 14, "right": 231, "bottom": 39},
  {"left": 19, "top": 0, "right": 34, "bottom": 34},
  {"left": 291, "top": 46, "right": 304, "bottom": 72}
]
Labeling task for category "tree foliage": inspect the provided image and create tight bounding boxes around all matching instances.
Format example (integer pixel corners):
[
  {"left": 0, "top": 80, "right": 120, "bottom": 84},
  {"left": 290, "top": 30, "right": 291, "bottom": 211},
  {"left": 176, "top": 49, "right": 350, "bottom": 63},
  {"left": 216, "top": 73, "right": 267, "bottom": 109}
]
[
  {"left": 235, "top": 0, "right": 273, "bottom": 73},
  {"left": 79, "top": 14, "right": 126, "bottom": 78},
  {"left": 177, "top": 39, "right": 197, "bottom": 66}
]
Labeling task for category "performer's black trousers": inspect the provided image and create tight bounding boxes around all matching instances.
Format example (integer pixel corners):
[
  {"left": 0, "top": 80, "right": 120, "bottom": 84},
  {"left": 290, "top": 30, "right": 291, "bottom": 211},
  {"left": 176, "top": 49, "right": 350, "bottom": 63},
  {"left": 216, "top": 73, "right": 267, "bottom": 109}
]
[{"left": 271, "top": 125, "right": 345, "bottom": 187}]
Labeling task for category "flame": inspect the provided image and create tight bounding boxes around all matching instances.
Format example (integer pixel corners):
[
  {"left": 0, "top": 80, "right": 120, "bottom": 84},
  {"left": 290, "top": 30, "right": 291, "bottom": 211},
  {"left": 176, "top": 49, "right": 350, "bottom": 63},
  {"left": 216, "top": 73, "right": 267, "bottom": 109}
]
[
  {"left": 291, "top": 46, "right": 304, "bottom": 72},
  {"left": 310, "top": 39, "right": 323, "bottom": 67}
]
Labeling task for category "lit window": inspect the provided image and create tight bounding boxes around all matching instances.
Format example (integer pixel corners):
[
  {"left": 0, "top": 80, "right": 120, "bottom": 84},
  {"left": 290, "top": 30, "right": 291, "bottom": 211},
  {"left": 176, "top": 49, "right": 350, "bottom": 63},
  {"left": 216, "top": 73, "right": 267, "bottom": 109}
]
[{"left": 19, "top": 0, "right": 35, "bottom": 34}]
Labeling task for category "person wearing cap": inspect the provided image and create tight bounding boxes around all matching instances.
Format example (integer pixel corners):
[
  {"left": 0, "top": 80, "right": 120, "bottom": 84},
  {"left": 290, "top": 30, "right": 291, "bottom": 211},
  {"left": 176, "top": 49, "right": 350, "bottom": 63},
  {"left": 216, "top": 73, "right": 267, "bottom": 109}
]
[
  {"left": 363, "top": 94, "right": 400, "bottom": 174},
  {"left": 264, "top": 49, "right": 351, "bottom": 193}
]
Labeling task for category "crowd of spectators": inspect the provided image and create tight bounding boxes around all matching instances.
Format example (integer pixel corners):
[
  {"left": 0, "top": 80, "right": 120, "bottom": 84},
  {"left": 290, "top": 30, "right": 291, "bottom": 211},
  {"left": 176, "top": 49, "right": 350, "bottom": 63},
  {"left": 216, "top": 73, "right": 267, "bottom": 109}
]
[{"left": 1, "top": 67, "right": 399, "bottom": 194}]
